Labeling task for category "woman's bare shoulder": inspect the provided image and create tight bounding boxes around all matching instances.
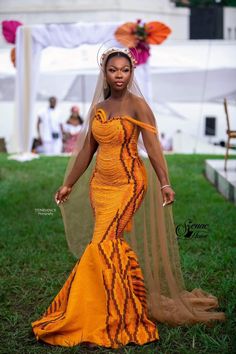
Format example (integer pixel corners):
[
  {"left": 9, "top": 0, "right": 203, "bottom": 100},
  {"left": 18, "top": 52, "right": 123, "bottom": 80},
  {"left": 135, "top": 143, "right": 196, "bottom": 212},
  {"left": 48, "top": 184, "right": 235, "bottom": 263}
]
[
  {"left": 129, "top": 94, "right": 149, "bottom": 117},
  {"left": 130, "top": 93, "right": 146, "bottom": 107},
  {"left": 94, "top": 101, "right": 107, "bottom": 110}
]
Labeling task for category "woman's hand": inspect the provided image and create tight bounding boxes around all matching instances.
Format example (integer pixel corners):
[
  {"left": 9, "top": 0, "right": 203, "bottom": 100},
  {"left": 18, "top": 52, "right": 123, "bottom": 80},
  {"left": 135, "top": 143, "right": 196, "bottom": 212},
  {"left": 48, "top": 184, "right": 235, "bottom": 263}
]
[
  {"left": 55, "top": 186, "right": 72, "bottom": 205},
  {"left": 161, "top": 186, "right": 175, "bottom": 206}
]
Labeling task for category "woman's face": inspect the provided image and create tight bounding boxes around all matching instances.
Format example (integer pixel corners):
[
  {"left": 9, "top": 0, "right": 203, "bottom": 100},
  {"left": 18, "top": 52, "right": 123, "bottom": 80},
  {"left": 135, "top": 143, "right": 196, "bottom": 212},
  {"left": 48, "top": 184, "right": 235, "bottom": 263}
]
[
  {"left": 105, "top": 56, "right": 132, "bottom": 91},
  {"left": 71, "top": 111, "right": 79, "bottom": 118},
  {"left": 68, "top": 117, "right": 79, "bottom": 126}
]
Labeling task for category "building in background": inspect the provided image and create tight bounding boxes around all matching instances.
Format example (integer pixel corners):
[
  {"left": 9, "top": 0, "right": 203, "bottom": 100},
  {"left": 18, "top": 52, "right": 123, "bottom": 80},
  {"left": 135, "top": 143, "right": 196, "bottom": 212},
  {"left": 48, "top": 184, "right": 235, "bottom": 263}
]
[{"left": 172, "top": 0, "right": 236, "bottom": 39}]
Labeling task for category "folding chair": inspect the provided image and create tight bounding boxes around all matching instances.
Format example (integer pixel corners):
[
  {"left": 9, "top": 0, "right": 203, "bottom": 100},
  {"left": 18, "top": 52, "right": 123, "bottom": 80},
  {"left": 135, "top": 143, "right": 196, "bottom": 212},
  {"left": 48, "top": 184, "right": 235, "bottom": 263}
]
[{"left": 223, "top": 98, "right": 236, "bottom": 171}]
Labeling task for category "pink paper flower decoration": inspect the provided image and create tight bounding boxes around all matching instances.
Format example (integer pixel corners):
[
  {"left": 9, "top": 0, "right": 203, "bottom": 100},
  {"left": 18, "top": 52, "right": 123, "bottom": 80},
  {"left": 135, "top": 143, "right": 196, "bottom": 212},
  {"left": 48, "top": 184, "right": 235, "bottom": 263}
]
[
  {"left": 115, "top": 19, "right": 171, "bottom": 65},
  {"left": 2, "top": 20, "right": 23, "bottom": 44}
]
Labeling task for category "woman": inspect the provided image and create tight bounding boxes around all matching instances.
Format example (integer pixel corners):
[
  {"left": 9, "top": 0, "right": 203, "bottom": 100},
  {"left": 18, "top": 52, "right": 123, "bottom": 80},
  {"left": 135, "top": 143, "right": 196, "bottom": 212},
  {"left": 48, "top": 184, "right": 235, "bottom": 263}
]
[
  {"left": 31, "top": 48, "right": 225, "bottom": 349},
  {"left": 62, "top": 106, "right": 84, "bottom": 153}
]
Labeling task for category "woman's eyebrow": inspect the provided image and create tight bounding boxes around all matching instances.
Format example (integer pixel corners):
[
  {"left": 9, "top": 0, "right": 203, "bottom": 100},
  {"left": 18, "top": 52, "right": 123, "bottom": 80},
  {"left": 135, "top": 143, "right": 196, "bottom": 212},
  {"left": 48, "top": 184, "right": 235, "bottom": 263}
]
[{"left": 108, "top": 65, "right": 130, "bottom": 69}]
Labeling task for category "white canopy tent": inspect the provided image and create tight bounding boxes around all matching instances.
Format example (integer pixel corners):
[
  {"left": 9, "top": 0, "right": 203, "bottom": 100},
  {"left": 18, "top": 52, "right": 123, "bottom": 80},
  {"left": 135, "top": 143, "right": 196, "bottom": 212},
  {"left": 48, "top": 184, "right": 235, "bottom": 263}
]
[
  {"left": 1, "top": 39, "right": 236, "bottom": 106},
  {"left": 1, "top": 28, "right": 236, "bottom": 156},
  {"left": 1, "top": 66, "right": 236, "bottom": 104}
]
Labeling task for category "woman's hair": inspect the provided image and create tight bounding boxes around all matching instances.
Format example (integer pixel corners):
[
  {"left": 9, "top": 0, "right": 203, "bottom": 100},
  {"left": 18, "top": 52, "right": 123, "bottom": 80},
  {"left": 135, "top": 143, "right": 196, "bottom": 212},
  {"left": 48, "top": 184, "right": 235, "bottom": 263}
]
[
  {"left": 103, "top": 51, "right": 132, "bottom": 100},
  {"left": 77, "top": 116, "right": 84, "bottom": 125},
  {"left": 67, "top": 115, "right": 84, "bottom": 125},
  {"left": 104, "top": 51, "right": 132, "bottom": 70}
]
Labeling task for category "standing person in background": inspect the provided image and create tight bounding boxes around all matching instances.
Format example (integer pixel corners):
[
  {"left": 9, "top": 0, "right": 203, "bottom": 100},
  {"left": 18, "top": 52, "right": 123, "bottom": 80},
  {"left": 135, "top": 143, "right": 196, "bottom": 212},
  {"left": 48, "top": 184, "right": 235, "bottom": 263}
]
[
  {"left": 62, "top": 106, "right": 84, "bottom": 153},
  {"left": 160, "top": 132, "right": 172, "bottom": 151},
  {"left": 37, "top": 96, "right": 63, "bottom": 155}
]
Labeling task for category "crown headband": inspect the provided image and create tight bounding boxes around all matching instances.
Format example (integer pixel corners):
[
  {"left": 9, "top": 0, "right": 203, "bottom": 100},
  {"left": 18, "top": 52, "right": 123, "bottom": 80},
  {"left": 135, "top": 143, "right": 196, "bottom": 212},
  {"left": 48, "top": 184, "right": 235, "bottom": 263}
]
[{"left": 100, "top": 47, "right": 137, "bottom": 69}]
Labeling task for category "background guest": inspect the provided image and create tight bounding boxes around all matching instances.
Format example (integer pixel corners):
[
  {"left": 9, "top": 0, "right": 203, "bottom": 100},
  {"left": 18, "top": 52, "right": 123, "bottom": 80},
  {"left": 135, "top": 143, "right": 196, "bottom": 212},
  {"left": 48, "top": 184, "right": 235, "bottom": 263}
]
[
  {"left": 62, "top": 106, "right": 84, "bottom": 153},
  {"left": 160, "top": 132, "right": 173, "bottom": 151},
  {"left": 36, "top": 96, "right": 63, "bottom": 154}
]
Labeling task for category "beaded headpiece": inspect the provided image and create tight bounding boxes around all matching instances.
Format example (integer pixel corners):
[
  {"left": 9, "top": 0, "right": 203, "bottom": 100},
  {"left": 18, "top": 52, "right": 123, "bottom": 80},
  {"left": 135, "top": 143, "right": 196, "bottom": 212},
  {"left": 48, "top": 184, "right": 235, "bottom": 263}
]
[{"left": 100, "top": 47, "right": 137, "bottom": 69}]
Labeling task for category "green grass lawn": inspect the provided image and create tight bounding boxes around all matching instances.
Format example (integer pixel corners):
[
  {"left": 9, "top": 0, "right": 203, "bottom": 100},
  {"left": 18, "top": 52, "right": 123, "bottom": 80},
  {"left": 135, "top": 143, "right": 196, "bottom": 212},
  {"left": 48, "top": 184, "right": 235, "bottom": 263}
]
[{"left": 0, "top": 153, "right": 235, "bottom": 354}]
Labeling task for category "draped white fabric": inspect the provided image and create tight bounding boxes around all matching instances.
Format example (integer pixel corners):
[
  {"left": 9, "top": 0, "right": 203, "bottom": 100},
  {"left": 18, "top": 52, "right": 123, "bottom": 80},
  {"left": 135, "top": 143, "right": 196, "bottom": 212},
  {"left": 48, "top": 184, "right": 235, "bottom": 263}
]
[{"left": 13, "top": 22, "right": 151, "bottom": 156}]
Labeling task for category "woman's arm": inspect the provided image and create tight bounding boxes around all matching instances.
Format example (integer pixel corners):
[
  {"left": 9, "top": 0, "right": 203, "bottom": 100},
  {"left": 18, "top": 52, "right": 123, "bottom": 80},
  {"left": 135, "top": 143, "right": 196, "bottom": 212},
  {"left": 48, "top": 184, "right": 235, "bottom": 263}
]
[
  {"left": 37, "top": 116, "right": 42, "bottom": 143},
  {"left": 64, "top": 130, "right": 98, "bottom": 188},
  {"left": 136, "top": 98, "right": 175, "bottom": 204},
  {"left": 55, "top": 116, "right": 98, "bottom": 204}
]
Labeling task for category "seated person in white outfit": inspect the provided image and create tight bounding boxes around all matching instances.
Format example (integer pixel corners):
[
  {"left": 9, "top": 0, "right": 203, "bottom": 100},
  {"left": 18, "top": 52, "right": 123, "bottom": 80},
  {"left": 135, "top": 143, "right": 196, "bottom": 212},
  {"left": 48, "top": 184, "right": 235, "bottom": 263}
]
[{"left": 37, "top": 97, "right": 63, "bottom": 155}]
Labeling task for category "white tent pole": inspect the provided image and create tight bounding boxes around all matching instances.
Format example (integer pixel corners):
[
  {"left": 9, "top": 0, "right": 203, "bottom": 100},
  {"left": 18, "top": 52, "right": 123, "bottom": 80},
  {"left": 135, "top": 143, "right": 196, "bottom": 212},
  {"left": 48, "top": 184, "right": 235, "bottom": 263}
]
[
  {"left": 193, "top": 40, "right": 212, "bottom": 153},
  {"left": 10, "top": 26, "right": 42, "bottom": 156}
]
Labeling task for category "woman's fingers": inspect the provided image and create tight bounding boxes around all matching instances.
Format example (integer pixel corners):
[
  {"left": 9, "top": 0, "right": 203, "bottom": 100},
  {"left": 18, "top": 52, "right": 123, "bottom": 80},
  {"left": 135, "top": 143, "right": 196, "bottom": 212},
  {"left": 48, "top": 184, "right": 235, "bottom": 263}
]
[
  {"left": 61, "top": 196, "right": 68, "bottom": 203},
  {"left": 55, "top": 191, "right": 60, "bottom": 204},
  {"left": 55, "top": 186, "right": 72, "bottom": 205},
  {"left": 166, "top": 191, "right": 175, "bottom": 204},
  {"left": 162, "top": 188, "right": 175, "bottom": 206},
  {"left": 55, "top": 188, "right": 64, "bottom": 205},
  {"left": 55, "top": 186, "right": 71, "bottom": 205}
]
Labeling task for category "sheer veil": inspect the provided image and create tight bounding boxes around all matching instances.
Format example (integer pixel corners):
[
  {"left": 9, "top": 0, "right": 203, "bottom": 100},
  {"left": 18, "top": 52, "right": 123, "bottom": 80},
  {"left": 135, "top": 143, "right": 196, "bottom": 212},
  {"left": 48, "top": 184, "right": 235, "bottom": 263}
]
[{"left": 60, "top": 47, "right": 225, "bottom": 326}]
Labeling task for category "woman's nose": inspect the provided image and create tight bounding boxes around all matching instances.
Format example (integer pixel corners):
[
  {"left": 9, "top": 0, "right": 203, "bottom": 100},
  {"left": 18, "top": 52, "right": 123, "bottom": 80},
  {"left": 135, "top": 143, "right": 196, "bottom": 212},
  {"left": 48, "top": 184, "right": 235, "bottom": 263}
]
[{"left": 115, "top": 70, "right": 123, "bottom": 78}]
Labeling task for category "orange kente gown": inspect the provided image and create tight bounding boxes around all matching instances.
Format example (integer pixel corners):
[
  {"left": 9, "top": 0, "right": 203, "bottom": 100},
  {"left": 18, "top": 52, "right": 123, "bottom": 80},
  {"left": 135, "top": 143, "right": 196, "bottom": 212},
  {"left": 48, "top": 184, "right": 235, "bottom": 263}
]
[{"left": 31, "top": 108, "right": 159, "bottom": 348}]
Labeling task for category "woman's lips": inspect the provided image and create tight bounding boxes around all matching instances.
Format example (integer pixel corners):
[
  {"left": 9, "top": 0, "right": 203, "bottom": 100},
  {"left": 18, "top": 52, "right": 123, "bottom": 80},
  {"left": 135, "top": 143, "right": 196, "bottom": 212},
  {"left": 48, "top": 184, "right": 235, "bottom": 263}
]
[{"left": 115, "top": 82, "right": 124, "bottom": 87}]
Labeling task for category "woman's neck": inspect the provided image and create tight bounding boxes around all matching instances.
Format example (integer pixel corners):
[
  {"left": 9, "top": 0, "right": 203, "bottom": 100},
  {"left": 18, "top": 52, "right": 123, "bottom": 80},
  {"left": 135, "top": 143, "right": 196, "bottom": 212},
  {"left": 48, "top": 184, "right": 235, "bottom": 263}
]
[{"left": 109, "top": 89, "right": 130, "bottom": 101}]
